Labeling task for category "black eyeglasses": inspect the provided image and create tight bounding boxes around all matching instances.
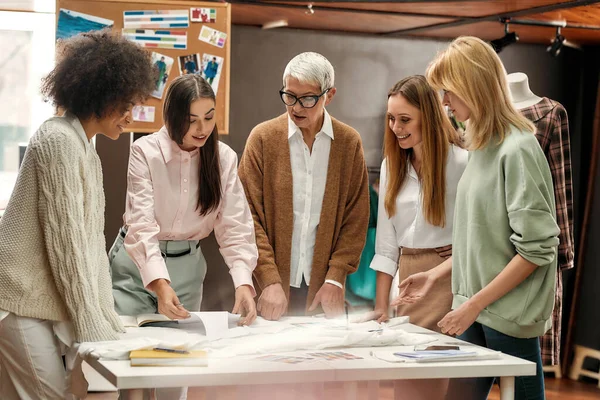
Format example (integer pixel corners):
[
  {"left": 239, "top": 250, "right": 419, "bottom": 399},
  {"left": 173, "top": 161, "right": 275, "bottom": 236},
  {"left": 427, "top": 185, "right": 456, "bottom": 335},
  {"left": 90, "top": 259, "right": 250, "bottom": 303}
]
[{"left": 279, "top": 88, "right": 330, "bottom": 109}]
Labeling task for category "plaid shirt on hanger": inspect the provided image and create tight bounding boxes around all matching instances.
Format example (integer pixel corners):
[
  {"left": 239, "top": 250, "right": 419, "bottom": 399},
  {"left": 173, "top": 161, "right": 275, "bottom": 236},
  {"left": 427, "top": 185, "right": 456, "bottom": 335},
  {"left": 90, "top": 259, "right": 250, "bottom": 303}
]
[{"left": 520, "top": 97, "right": 574, "bottom": 366}]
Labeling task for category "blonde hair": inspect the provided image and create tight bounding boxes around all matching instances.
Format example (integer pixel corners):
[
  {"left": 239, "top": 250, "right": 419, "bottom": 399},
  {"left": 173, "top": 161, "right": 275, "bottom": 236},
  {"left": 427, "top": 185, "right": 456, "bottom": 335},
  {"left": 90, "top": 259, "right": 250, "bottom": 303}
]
[
  {"left": 426, "top": 36, "right": 534, "bottom": 150},
  {"left": 384, "top": 75, "right": 457, "bottom": 227}
]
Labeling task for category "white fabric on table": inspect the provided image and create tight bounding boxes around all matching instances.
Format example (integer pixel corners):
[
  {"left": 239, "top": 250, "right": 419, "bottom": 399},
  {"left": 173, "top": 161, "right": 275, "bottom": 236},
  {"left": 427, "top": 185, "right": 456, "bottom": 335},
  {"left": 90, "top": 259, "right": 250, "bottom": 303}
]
[{"left": 78, "top": 316, "right": 431, "bottom": 363}]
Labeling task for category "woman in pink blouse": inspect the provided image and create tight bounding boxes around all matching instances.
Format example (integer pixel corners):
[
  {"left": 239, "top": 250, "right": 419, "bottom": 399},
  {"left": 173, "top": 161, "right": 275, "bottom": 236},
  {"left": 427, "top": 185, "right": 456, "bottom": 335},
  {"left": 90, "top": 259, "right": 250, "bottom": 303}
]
[{"left": 109, "top": 74, "right": 258, "bottom": 331}]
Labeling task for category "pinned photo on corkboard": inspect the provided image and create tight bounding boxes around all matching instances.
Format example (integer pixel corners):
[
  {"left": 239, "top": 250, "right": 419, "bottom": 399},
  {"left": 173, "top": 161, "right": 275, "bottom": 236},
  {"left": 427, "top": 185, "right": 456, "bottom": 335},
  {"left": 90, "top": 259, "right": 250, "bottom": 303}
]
[
  {"left": 124, "top": 9, "right": 189, "bottom": 29},
  {"left": 201, "top": 54, "right": 224, "bottom": 94},
  {"left": 151, "top": 52, "right": 174, "bottom": 99},
  {"left": 199, "top": 26, "right": 227, "bottom": 48},
  {"left": 190, "top": 8, "right": 216, "bottom": 23},
  {"left": 56, "top": 9, "right": 113, "bottom": 40},
  {"left": 123, "top": 29, "right": 187, "bottom": 50},
  {"left": 132, "top": 105, "right": 155, "bottom": 123},
  {"left": 178, "top": 54, "right": 201, "bottom": 75}
]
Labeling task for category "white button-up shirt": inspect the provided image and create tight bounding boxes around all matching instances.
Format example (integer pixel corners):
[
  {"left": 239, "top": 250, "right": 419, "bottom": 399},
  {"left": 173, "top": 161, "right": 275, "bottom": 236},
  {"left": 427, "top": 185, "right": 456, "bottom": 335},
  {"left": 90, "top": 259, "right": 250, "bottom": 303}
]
[
  {"left": 288, "top": 110, "right": 341, "bottom": 288},
  {"left": 370, "top": 145, "right": 468, "bottom": 277}
]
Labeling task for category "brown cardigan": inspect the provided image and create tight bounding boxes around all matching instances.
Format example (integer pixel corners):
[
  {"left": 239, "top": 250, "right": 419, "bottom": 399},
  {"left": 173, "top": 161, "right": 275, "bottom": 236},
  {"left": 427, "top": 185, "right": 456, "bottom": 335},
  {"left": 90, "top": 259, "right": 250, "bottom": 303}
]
[{"left": 238, "top": 113, "right": 370, "bottom": 312}]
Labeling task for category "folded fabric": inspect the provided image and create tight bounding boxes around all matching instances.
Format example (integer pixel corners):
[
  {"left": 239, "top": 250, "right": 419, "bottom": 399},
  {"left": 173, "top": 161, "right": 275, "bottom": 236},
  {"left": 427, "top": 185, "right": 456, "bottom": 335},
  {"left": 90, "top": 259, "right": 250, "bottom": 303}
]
[
  {"left": 207, "top": 321, "right": 432, "bottom": 357},
  {"left": 78, "top": 327, "right": 211, "bottom": 361}
]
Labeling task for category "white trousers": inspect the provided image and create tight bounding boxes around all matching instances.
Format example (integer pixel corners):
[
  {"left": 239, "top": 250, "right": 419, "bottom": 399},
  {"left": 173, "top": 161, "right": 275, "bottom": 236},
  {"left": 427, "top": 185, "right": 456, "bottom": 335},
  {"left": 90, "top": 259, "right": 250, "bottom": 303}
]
[
  {"left": 0, "top": 313, "right": 79, "bottom": 400},
  {"left": 118, "top": 388, "right": 187, "bottom": 400}
]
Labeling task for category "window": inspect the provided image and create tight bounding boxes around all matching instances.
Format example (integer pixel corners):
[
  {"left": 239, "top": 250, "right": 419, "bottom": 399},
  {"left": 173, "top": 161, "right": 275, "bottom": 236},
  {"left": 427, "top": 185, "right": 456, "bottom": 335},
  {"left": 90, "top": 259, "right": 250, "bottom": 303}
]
[{"left": 0, "top": 3, "right": 55, "bottom": 210}]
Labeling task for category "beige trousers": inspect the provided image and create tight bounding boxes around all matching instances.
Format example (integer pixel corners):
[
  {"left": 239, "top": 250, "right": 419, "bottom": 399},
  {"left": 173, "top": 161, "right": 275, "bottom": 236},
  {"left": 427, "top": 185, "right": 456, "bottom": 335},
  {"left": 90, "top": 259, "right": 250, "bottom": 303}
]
[
  {"left": 395, "top": 247, "right": 453, "bottom": 332},
  {"left": 0, "top": 313, "right": 79, "bottom": 400}
]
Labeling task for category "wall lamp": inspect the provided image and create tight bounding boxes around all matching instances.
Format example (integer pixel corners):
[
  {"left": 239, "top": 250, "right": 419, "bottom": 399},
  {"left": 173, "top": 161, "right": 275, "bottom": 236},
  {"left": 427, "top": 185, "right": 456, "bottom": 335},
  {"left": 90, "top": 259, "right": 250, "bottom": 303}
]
[
  {"left": 493, "top": 18, "right": 573, "bottom": 56},
  {"left": 491, "top": 19, "right": 519, "bottom": 53},
  {"left": 547, "top": 27, "right": 566, "bottom": 57}
]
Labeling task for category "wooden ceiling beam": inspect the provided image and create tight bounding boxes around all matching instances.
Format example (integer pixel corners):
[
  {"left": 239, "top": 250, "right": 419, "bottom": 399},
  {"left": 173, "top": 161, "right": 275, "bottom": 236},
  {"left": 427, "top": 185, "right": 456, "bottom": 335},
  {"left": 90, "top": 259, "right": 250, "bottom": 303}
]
[
  {"left": 510, "top": 17, "right": 600, "bottom": 30},
  {"left": 228, "top": 0, "right": 477, "bottom": 20},
  {"left": 247, "top": 0, "right": 485, "bottom": 3},
  {"left": 384, "top": 0, "right": 600, "bottom": 35}
]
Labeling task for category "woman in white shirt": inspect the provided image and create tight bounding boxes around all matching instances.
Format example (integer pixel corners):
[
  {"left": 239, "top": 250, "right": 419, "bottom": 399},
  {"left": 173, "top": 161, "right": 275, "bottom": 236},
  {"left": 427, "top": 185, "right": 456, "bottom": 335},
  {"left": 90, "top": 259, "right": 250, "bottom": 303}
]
[
  {"left": 368, "top": 75, "right": 468, "bottom": 328},
  {"left": 368, "top": 76, "right": 467, "bottom": 399}
]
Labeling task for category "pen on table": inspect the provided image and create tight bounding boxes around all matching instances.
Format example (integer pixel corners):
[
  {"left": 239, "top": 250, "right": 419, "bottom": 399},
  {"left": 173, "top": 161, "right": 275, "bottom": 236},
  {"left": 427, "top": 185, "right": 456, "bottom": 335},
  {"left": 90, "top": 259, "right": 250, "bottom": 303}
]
[{"left": 153, "top": 347, "right": 190, "bottom": 354}]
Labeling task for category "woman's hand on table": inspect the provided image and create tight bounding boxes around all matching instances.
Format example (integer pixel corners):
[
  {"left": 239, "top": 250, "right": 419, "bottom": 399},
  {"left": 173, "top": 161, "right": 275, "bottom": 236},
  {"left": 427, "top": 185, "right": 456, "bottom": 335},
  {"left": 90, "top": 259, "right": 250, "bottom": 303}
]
[
  {"left": 257, "top": 283, "right": 288, "bottom": 321},
  {"left": 357, "top": 308, "right": 390, "bottom": 324}
]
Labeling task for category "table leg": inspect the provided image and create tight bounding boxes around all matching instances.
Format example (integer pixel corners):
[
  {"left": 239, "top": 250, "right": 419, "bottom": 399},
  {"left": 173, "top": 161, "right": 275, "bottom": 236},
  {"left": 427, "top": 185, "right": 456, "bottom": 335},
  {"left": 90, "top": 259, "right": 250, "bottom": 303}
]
[
  {"left": 367, "top": 381, "right": 379, "bottom": 400},
  {"left": 206, "top": 386, "right": 219, "bottom": 400},
  {"left": 343, "top": 381, "right": 358, "bottom": 400},
  {"left": 499, "top": 376, "right": 515, "bottom": 400},
  {"left": 292, "top": 382, "right": 324, "bottom": 400},
  {"left": 311, "top": 382, "right": 325, "bottom": 399},
  {"left": 116, "top": 389, "right": 148, "bottom": 400},
  {"left": 236, "top": 384, "right": 291, "bottom": 400}
]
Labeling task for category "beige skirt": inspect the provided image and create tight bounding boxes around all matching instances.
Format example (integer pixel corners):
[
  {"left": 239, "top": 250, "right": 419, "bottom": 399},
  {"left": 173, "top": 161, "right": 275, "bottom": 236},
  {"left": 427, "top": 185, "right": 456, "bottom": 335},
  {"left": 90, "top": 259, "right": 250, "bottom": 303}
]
[{"left": 395, "top": 247, "right": 453, "bottom": 333}]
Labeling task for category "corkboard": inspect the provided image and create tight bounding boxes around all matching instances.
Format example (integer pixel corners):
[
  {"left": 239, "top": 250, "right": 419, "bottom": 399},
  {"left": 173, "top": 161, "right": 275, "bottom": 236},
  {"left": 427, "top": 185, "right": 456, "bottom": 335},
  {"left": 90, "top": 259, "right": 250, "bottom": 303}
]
[{"left": 56, "top": 0, "right": 231, "bottom": 134}]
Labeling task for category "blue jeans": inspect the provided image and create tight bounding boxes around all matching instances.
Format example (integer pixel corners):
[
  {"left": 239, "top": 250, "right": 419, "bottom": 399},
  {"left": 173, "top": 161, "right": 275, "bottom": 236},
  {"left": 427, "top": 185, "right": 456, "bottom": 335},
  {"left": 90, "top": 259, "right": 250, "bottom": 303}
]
[{"left": 445, "top": 322, "right": 545, "bottom": 400}]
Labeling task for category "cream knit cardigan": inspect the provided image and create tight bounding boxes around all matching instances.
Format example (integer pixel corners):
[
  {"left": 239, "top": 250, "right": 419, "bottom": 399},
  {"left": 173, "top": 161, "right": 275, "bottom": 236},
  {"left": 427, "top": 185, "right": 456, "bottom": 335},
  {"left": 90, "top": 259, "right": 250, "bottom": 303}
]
[{"left": 0, "top": 114, "right": 124, "bottom": 342}]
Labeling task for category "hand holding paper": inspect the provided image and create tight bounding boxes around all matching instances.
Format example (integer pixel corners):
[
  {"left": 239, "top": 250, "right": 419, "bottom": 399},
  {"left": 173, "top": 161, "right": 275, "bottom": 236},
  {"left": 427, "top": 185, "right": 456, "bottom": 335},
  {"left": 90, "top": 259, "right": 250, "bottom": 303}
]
[
  {"left": 148, "top": 278, "right": 190, "bottom": 320},
  {"left": 233, "top": 285, "right": 257, "bottom": 326},
  {"left": 356, "top": 308, "right": 390, "bottom": 324}
]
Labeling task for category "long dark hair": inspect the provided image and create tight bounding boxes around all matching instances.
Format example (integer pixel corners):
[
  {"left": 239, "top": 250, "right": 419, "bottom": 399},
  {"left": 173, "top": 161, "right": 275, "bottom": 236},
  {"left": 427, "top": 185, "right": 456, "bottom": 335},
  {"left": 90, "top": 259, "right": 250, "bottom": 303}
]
[{"left": 163, "top": 74, "right": 221, "bottom": 216}]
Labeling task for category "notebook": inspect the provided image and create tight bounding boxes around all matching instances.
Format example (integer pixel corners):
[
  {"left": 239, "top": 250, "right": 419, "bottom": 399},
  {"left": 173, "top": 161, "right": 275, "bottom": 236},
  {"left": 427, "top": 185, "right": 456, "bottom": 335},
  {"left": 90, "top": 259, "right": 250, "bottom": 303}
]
[
  {"left": 393, "top": 349, "right": 499, "bottom": 363},
  {"left": 130, "top": 349, "right": 208, "bottom": 367},
  {"left": 120, "top": 312, "right": 240, "bottom": 339}
]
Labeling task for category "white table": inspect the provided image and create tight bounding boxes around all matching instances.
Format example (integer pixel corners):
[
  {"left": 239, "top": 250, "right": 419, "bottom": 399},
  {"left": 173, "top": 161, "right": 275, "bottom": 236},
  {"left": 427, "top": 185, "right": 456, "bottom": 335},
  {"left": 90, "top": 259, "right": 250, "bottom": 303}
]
[{"left": 85, "top": 322, "right": 535, "bottom": 400}]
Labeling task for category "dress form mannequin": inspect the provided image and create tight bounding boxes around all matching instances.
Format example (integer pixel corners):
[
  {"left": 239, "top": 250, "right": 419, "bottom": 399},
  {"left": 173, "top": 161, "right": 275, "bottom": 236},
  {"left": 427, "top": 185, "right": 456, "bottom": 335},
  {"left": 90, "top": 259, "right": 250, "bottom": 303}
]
[
  {"left": 507, "top": 72, "right": 543, "bottom": 110},
  {"left": 511, "top": 72, "right": 574, "bottom": 370}
]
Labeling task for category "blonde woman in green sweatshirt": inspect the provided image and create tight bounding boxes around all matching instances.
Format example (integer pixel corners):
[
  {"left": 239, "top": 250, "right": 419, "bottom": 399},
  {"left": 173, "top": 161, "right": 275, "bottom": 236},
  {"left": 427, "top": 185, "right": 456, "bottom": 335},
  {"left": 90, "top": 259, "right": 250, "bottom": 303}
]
[{"left": 392, "top": 36, "right": 559, "bottom": 400}]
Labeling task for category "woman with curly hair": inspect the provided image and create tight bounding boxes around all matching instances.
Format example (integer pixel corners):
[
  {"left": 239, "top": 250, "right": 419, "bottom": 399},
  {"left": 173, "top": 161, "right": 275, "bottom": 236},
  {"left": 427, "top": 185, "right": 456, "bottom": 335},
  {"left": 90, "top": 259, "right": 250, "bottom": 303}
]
[{"left": 0, "top": 29, "right": 156, "bottom": 399}]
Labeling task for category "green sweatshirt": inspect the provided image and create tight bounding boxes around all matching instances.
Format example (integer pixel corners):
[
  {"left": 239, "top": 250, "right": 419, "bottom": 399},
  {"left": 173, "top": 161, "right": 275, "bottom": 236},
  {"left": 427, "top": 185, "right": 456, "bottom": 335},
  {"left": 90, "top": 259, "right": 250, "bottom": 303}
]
[{"left": 452, "top": 127, "right": 560, "bottom": 339}]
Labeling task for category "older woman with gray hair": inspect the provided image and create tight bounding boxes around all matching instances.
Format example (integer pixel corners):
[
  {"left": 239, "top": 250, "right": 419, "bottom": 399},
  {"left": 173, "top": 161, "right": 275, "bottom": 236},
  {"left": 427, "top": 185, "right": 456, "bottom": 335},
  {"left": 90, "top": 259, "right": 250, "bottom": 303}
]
[{"left": 239, "top": 52, "right": 369, "bottom": 320}]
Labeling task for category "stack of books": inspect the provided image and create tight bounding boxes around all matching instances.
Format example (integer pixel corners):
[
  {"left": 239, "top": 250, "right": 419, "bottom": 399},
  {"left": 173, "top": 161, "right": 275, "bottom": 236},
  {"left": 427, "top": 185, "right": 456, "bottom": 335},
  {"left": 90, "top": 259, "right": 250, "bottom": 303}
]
[{"left": 130, "top": 348, "right": 208, "bottom": 367}]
